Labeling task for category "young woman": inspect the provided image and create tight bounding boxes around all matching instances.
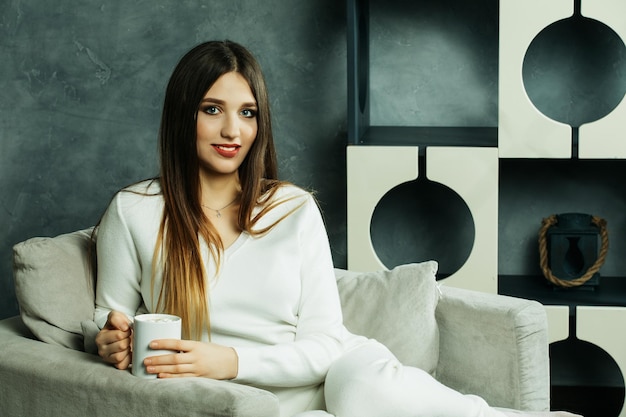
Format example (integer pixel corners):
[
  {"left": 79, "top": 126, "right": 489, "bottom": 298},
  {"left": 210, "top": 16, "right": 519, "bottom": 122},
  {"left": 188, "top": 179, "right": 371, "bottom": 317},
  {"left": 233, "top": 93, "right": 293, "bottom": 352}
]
[{"left": 93, "top": 40, "right": 580, "bottom": 417}]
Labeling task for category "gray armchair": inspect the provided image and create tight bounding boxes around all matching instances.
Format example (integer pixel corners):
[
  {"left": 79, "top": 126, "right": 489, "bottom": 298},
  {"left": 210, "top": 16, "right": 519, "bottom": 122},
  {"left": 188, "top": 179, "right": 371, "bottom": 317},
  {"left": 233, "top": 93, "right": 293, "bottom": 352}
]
[{"left": 0, "top": 229, "right": 549, "bottom": 416}]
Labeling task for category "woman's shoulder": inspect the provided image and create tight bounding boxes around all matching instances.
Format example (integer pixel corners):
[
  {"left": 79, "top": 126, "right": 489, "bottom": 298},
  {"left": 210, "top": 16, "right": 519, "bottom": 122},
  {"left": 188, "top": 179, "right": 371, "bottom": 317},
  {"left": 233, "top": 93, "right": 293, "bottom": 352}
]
[
  {"left": 271, "top": 182, "right": 311, "bottom": 200},
  {"left": 108, "top": 179, "right": 163, "bottom": 215},
  {"left": 121, "top": 178, "right": 162, "bottom": 195},
  {"left": 250, "top": 182, "right": 315, "bottom": 227},
  {"left": 114, "top": 179, "right": 161, "bottom": 200},
  {"left": 264, "top": 182, "right": 316, "bottom": 211}
]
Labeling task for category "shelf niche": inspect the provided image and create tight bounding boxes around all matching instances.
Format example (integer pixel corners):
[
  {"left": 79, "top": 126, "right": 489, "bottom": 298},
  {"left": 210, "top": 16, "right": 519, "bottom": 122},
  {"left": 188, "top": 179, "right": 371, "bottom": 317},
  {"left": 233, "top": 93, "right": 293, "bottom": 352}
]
[{"left": 348, "top": 0, "right": 498, "bottom": 147}]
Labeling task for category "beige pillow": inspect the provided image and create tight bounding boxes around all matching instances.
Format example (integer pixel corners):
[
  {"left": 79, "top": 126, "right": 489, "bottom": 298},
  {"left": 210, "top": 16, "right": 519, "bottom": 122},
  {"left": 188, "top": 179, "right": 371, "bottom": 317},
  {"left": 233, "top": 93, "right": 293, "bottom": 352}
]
[
  {"left": 336, "top": 261, "right": 440, "bottom": 375},
  {"left": 13, "top": 228, "right": 96, "bottom": 351}
]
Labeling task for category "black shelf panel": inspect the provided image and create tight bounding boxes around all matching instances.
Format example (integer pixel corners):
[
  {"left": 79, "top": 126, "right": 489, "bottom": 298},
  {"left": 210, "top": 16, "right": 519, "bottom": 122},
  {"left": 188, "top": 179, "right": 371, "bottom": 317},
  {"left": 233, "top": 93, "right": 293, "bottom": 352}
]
[
  {"left": 353, "top": 126, "right": 498, "bottom": 147},
  {"left": 499, "top": 275, "right": 626, "bottom": 310}
]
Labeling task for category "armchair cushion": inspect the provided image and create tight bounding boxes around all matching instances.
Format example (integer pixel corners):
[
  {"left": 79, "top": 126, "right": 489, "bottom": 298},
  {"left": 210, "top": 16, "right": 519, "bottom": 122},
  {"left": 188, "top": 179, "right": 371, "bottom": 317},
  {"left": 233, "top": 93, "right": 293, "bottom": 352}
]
[
  {"left": 12, "top": 228, "right": 96, "bottom": 351},
  {"left": 335, "top": 261, "right": 440, "bottom": 375}
]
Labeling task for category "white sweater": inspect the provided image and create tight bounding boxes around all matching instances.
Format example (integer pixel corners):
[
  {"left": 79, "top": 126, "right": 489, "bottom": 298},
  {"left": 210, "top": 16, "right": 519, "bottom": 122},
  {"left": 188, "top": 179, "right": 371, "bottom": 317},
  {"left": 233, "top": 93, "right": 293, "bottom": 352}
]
[{"left": 94, "top": 180, "right": 364, "bottom": 416}]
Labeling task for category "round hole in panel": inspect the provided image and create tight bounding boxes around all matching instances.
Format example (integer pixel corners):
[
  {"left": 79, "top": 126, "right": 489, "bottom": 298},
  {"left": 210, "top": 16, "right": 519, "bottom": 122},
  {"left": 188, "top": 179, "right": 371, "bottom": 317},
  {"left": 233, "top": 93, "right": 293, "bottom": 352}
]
[
  {"left": 522, "top": 14, "right": 626, "bottom": 127},
  {"left": 370, "top": 178, "right": 475, "bottom": 278},
  {"left": 550, "top": 338, "right": 625, "bottom": 417}
]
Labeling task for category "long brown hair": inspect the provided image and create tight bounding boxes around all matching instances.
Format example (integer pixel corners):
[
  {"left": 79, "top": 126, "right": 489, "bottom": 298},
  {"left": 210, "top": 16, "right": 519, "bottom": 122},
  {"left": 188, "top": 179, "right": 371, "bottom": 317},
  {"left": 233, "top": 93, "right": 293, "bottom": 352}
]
[{"left": 155, "top": 40, "right": 286, "bottom": 340}]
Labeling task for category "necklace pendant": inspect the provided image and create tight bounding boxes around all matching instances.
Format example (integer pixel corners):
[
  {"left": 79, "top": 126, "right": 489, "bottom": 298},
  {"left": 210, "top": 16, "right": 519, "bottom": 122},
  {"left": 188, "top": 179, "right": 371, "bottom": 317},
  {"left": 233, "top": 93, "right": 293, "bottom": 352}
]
[{"left": 202, "top": 195, "right": 238, "bottom": 219}]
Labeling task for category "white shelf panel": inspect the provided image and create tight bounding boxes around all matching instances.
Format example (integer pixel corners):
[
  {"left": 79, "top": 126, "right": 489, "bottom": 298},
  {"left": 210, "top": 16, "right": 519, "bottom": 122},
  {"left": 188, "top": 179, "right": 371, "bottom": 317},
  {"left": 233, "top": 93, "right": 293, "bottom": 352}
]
[
  {"left": 347, "top": 146, "right": 498, "bottom": 294},
  {"left": 499, "top": 0, "right": 573, "bottom": 158}
]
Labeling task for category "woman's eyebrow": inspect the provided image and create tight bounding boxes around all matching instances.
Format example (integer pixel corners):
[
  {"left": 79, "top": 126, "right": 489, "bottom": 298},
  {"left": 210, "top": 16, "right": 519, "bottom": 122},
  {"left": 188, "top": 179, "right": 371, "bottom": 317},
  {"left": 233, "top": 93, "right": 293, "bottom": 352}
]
[{"left": 200, "top": 97, "right": 257, "bottom": 107}]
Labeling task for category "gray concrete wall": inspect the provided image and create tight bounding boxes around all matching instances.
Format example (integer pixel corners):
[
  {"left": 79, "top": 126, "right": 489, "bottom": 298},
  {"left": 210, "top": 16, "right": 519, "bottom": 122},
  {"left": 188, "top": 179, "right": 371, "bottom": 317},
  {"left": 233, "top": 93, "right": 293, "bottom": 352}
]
[{"left": 1, "top": 0, "right": 347, "bottom": 318}]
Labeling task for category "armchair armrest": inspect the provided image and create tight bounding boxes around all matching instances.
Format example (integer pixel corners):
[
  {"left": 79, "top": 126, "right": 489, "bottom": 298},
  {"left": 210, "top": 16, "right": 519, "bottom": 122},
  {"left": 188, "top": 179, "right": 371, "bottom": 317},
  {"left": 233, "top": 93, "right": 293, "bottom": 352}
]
[
  {"left": 0, "top": 316, "right": 279, "bottom": 417},
  {"left": 435, "top": 286, "right": 550, "bottom": 412}
]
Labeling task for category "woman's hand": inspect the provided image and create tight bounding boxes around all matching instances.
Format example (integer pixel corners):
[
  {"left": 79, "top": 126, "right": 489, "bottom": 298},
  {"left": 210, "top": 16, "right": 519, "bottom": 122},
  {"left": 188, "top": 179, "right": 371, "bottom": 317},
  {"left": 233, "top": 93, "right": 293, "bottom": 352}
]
[
  {"left": 143, "top": 339, "right": 238, "bottom": 380},
  {"left": 95, "top": 310, "right": 133, "bottom": 370}
]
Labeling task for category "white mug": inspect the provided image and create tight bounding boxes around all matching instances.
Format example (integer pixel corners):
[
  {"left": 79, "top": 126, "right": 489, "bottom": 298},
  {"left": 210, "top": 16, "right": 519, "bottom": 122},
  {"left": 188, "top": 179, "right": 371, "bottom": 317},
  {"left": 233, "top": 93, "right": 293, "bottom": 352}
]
[{"left": 131, "top": 313, "right": 182, "bottom": 379}]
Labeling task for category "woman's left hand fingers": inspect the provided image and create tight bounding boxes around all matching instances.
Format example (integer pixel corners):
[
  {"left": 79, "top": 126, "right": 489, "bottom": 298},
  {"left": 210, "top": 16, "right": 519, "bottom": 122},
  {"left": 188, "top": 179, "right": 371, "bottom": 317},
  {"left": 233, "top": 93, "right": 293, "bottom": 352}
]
[
  {"left": 149, "top": 338, "right": 188, "bottom": 352},
  {"left": 144, "top": 351, "right": 194, "bottom": 376},
  {"left": 144, "top": 340, "right": 190, "bottom": 375},
  {"left": 143, "top": 340, "right": 238, "bottom": 379}
]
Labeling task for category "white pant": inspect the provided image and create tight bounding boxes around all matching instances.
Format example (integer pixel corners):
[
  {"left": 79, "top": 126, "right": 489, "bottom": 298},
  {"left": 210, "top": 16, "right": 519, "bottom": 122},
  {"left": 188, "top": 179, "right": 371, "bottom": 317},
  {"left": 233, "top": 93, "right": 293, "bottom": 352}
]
[{"left": 294, "top": 340, "right": 507, "bottom": 417}]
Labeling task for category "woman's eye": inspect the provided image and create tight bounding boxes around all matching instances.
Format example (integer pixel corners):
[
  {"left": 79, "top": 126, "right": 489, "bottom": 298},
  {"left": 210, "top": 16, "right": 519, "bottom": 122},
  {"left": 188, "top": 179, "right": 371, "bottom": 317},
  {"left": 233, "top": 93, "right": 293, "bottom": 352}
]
[
  {"left": 241, "top": 109, "right": 257, "bottom": 118},
  {"left": 203, "top": 106, "right": 219, "bottom": 115}
]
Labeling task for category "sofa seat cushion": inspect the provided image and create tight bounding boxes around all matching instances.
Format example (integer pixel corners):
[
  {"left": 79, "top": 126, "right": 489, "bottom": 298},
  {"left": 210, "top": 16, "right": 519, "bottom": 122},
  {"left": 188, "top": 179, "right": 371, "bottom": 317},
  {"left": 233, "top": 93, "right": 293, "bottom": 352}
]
[
  {"left": 335, "top": 261, "right": 440, "bottom": 375},
  {"left": 13, "top": 228, "right": 96, "bottom": 350}
]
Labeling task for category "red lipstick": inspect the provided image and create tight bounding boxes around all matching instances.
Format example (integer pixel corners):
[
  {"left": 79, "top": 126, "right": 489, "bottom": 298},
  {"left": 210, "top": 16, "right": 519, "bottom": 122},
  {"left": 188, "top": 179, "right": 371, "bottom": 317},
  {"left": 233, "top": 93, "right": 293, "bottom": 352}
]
[{"left": 212, "top": 144, "right": 241, "bottom": 158}]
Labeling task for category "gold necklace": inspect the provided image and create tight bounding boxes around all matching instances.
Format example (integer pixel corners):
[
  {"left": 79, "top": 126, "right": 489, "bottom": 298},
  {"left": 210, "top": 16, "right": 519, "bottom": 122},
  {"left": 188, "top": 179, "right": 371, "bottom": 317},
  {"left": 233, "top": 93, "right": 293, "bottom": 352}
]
[{"left": 201, "top": 197, "right": 238, "bottom": 218}]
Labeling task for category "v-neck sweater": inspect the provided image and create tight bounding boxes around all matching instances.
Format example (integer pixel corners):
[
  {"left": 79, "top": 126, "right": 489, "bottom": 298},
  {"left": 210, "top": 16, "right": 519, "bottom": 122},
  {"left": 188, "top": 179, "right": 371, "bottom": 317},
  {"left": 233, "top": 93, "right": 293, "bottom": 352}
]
[{"left": 94, "top": 180, "right": 364, "bottom": 416}]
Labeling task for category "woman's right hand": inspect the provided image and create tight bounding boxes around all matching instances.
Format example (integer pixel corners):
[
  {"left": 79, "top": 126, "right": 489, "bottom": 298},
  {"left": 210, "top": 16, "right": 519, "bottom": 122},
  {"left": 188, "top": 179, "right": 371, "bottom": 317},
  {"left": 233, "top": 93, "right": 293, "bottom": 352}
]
[{"left": 95, "top": 310, "right": 133, "bottom": 370}]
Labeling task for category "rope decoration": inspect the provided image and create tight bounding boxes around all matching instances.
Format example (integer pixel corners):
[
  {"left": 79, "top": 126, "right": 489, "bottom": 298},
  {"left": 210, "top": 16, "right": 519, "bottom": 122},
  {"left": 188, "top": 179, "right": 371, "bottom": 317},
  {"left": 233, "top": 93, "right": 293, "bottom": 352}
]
[{"left": 538, "top": 214, "right": 609, "bottom": 288}]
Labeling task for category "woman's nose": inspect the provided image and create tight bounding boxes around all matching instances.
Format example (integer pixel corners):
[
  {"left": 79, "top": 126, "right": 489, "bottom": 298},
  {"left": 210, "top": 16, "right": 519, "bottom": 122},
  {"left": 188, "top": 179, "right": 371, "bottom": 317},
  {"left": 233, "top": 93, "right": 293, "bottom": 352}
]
[{"left": 221, "top": 114, "right": 240, "bottom": 139}]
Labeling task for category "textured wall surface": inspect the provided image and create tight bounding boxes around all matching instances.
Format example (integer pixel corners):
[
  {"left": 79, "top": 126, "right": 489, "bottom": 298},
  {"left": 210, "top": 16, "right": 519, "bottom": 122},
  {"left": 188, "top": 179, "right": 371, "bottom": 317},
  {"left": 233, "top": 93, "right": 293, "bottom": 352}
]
[
  {"left": 1, "top": 0, "right": 347, "bottom": 319},
  {"left": 369, "top": 0, "right": 499, "bottom": 127},
  {"left": 2, "top": 0, "right": 626, "bottom": 320}
]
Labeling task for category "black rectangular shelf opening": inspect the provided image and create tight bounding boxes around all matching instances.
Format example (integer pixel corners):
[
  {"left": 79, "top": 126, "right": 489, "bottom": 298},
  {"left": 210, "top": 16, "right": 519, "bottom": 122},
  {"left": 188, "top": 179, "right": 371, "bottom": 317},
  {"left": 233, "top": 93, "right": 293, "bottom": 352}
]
[
  {"left": 499, "top": 275, "right": 626, "bottom": 310},
  {"left": 353, "top": 126, "right": 498, "bottom": 147}
]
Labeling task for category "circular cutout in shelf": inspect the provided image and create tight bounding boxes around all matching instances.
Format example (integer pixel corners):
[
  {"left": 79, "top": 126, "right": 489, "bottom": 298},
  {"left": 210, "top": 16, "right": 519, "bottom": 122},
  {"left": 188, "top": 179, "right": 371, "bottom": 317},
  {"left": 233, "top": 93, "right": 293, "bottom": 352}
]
[
  {"left": 550, "top": 337, "right": 625, "bottom": 417},
  {"left": 370, "top": 178, "right": 475, "bottom": 277},
  {"left": 522, "top": 14, "right": 626, "bottom": 127}
]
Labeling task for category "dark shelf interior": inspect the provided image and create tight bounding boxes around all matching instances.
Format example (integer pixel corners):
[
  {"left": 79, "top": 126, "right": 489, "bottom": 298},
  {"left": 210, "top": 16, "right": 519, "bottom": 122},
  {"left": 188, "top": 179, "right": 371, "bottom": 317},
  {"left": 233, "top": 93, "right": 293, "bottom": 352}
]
[
  {"left": 499, "top": 275, "right": 626, "bottom": 311},
  {"left": 551, "top": 385, "right": 624, "bottom": 417},
  {"left": 352, "top": 126, "right": 498, "bottom": 147}
]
